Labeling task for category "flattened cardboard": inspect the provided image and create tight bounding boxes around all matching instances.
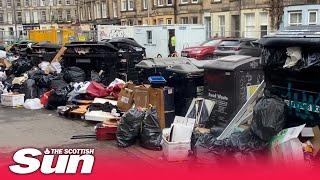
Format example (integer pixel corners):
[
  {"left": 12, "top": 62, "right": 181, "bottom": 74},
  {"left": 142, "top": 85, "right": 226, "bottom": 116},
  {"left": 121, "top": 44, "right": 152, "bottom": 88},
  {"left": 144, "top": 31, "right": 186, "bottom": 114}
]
[
  {"left": 149, "top": 87, "right": 165, "bottom": 129},
  {"left": 133, "top": 85, "right": 150, "bottom": 108},
  {"left": 117, "top": 88, "right": 134, "bottom": 111}
]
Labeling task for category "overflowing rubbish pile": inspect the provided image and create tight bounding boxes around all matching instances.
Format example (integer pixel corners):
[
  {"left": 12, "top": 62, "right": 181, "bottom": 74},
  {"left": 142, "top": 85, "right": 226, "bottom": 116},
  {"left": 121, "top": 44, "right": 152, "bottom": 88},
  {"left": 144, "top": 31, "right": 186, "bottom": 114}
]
[{"left": 1, "top": 27, "right": 320, "bottom": 165}]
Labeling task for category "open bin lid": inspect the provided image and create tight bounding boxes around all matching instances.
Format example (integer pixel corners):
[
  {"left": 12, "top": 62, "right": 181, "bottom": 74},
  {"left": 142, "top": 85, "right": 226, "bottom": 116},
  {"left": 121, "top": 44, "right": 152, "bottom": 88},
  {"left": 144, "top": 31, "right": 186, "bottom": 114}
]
[
  {"left": 260, "top": 26, "right": 320, "bottom": 47},
  {"left": 166, "top": 62, "right": 204, "bottom": 74},
  {"left": 204, "top": 55, "right": 260, "bottom": 71},
  {"left": 135, "top": 57, "right": 192, "bottom": 69}
]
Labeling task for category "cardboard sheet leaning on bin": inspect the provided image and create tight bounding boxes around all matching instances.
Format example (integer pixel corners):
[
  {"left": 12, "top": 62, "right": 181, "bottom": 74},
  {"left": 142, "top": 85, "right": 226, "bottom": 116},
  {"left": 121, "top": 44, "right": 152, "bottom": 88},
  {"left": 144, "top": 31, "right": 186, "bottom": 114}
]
[{"left": 217, "top": 81, "right": 265, "bottom": 140}]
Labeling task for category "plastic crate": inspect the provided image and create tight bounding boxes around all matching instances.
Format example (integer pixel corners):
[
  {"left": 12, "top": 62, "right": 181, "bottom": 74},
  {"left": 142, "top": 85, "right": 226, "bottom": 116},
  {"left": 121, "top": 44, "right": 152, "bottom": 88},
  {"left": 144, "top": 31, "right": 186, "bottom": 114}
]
[
  {"left": 162, "top": 129, "right": 190, "bottom": 162},
  {"left": 1, "top": 93, "right": 25, "bottom": 107}
]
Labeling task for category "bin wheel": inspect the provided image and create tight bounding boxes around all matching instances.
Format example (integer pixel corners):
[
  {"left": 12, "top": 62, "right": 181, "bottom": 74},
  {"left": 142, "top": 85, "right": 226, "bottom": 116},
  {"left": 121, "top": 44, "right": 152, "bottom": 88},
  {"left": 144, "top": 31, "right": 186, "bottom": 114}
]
[{"left": 157, "top": 54, "right": 162, "bottom": 58}]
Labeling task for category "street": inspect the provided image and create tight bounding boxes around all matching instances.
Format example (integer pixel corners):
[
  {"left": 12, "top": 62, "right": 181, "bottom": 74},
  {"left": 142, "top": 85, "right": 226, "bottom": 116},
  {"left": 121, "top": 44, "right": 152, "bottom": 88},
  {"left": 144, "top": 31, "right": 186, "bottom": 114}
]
[{"left": 0, "top": 106, "right": 165, "bottom": 166}]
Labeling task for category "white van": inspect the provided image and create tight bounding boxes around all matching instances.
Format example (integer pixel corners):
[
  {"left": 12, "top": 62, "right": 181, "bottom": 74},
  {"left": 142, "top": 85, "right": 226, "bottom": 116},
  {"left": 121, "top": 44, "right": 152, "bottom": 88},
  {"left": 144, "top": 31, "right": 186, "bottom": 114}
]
[{"left": 97, "top": 24, "right": 206, "bottom": 58}]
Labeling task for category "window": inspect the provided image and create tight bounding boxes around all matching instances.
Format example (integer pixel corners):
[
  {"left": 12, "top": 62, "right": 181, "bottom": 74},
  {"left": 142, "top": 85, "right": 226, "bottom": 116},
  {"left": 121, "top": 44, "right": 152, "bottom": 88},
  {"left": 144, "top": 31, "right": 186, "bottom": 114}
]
[
  {"left": 260, "top": 12, "right": 268, "bottom": 37},
  {"left": 113, "top": 0, "right": 118, "bottom": 17},
  {"left": 58, "top": 0, "right": 62, "bottom": 5},
  {"left": 128, "top": 19, "right": 133, "bottom": 25},
  {"left": 25, "top": 10, "right": 31, "bottom": 23},
  {"left": 58, "top": 10, "right": 63, "bottom": 21},
  {"left": 66, "top": 0, "right": 71, "bottom": 5},
  {"left": 17, "top": 11, "right": 22, "bottom": 23},
  {"left": 0, "top": 1, "right": 2, "bottom": 8},
  {"left": 181, "top": 17, "right": 188, "bottom": 24},
  {"left": 128, "top": 0, "right": 134, "bottom": 10},
  {"left": 167, "top": 18, "right": 172, "bottom": 24},
  {"left": 7, "top": 0, "right": 11, "bottom": 7},
  {"left": 33, "top": 11, "right": 38, "bottom": 23},
  {"left": 191, "top": 0, "right": 198, "bottom": 3},
  {"left": 121, "top": 0, "right": 127, "bottom": 11},
  {"left": 32, "top": 0, "right": 37, "bottom": 6},
  {"left": 289, "top": 11, "right": 302, "bottom": 26},
  {"left": 66, "top": 9, "right": 71, "bottom": 21},
  {"left": 192, "top": 17, "right": 198, "bottom": 24},
  {"left": 25, "top": 0, "right": 30, "bottom": 6},
  {"left": 218, "top": 15, "right": 225, "bottom": 37},
  {"left": 245, "top": 13, "right": 255, "bottom": 38},
  {"left": 158, "top": 18, "right": 164, "bottom": 24},
  {"left": 0, "top": 13, "right": 3, "bottom": 23},
  {"left": 167, "top": 0, "right": 173, "bottom": 5},
  {"left": 181, "top": 0, "right": 188, "bottom": 4},
  {"left": 7, "top": 12, "right": 12, "bottom": 23},
  {"left": 147, "top": 30, "right": 152, "bottom": 44},
  {"left": 158, "top": 0, "right": 164, "bottom": 6},
  {"left": 40, "top": 0, "right": 45, "bottom": 6},
  {"left": 213, "top": 0, "right": 221, "bottom": 2},
  {"left": 308, "top": 11, "right": 317, "bottom": 25},
  {"left": 143, "top": 0, "right": 147, "bottom": 9},
  {"left": 17, "top": 0, "right": 21, "bottom": 7},
  {"left": 102, "top": 2, "right": 107, "bottom": 18},
  {"left": 95, "top": 3, "right": 101, "bottom": 19},
  {"left": 41, "top": 10, "right": 46, "bottom": 22}
]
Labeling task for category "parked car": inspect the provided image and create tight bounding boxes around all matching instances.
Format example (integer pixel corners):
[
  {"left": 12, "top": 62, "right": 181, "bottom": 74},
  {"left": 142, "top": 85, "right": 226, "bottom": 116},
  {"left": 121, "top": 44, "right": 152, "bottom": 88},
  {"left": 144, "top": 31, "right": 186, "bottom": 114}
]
[
  {"left": 181, "top": 39, "right": 222, "bottom": 60},
  {"left": 213, "top": 38, "right": 261, "bottom": 58}
]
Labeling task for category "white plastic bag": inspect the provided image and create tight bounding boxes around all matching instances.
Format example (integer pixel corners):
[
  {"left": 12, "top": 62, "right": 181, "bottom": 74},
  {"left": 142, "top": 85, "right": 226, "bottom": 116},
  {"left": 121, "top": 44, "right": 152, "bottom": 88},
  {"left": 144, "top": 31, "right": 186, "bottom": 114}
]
[{"left": 23, "top": 98, "right": 43, "bottom": 110}]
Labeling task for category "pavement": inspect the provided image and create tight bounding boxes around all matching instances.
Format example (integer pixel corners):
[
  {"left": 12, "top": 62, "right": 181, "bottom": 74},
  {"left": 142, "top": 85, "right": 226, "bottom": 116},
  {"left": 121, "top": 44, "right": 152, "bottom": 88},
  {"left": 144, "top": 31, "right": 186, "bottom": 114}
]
[{"left": 0, "top": 106, "right": 166, "bottom": 165}]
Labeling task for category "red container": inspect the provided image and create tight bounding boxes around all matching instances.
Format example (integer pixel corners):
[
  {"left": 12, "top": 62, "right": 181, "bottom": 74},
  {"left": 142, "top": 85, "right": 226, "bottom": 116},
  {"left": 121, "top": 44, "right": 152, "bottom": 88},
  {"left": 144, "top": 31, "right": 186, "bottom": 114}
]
[{"left": 95, "top": 123, "right": 117, "bottom": 140}]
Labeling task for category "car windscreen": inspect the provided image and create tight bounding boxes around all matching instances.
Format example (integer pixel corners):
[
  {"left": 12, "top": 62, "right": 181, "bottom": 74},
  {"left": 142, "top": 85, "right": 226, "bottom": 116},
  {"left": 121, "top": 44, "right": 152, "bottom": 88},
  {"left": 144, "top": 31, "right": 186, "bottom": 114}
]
[
  {"left": 218, "top": 40, "right": 240, "bottom": 47},
  {"left": 201, "top": 39, "right": 221, "bottom": 46}
]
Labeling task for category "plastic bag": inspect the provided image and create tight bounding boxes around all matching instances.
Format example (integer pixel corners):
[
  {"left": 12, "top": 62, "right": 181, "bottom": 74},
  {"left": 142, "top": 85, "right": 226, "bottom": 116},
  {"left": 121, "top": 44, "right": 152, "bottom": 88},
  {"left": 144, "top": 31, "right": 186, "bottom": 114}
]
[
  {"left": 250, "top": 97, "right": 286, "bottom": 141},
  {"left": 116, "top": 108, "right": 145, "bottom": 148},
  {"left": 87, "top": 81, "right": 107, "bottom": 97},
  {"left": 23, "top": 98, "right": 43, "bottom": 110},
  {"left": 63, "top": 66, "right": 86, "bottom": 83},
  {"left": 91, "top": 71, "right": 101, "bottom": 82},
  {"left": 140, "top": 108, "right": 162, "bottom": 151},
  {"left": 8, "top": 58, "right": 33, "bottom": 76},
  {"left": 46, "top": 90, "right": 68, "bottom": 110},
  {"left": 261, "top": 48, "right": 287, "bottom": 67}
]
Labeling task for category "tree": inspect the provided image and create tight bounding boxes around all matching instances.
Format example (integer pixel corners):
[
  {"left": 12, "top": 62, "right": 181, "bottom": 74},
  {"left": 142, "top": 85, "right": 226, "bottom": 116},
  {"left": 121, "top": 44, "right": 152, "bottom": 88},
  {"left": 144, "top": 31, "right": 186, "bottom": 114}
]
[{"left": 269, "top": 0, "right": 284, "bottom": 30}]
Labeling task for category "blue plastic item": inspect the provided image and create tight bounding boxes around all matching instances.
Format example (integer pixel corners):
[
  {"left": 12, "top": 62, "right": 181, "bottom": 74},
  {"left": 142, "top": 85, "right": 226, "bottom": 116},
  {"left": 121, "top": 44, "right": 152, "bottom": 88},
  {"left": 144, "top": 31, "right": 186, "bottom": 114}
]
[{"left": 148, "top": 76, "right": 167, "bottom": 87}]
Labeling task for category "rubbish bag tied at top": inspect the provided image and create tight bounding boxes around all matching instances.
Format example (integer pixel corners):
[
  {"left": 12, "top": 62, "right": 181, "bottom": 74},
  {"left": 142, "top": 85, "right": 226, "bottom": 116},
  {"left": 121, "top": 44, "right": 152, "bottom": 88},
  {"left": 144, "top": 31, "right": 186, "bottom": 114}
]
[
  {"left": 116, "top": 108, "right": 145, "bottom": 148},
  {"left": 140, "top": 107, "right": 162, "bottom": 151}
]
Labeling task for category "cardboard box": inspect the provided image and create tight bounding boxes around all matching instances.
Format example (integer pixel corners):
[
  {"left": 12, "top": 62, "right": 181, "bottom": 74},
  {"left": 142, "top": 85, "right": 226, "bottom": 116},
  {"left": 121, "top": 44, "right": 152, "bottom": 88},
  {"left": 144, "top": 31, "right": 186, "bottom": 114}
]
[
  {"left": 149, "top": 87, "right": 165, "bottom": 128},
  {"left": 117, "top": 88, "right": 134, "bottom": 111},
  {"left": 270, "top": 124, "right": 320, "bottom": 164},
  {"left": 133, "top": 85, "right": 150, "bottom": 108},
  {"left": 1, "top": 93, "right": 25, "bottom": 107}
]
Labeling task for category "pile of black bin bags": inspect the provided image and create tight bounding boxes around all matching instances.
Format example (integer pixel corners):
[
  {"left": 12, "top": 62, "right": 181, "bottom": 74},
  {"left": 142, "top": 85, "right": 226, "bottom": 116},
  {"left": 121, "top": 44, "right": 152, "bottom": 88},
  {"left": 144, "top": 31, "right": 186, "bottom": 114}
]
[
  {"left": 194, "top": 96, "right": 286, "bottom": 163},
  {"left": 1, "top": 57, "right": 95, "bottom": 109},
  {"left": 116, "top": 107, "right": 162, "bottom": 151}
]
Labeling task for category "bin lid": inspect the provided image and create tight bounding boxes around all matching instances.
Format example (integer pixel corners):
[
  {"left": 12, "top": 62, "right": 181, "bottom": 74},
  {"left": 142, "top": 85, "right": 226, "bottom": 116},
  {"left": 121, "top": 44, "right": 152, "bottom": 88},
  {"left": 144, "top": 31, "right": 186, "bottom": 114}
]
[
  {"left": 260, "top": 25, "right": 320, "bottom": 47},
  {"left": 204, "top": 55, "right": 260, "bottom": 71},
  {"left": 108, "top": 37, "right": 144, "bottom": 49},
  {"left": 135, "top": 57, "right": 191, "bottom": 69},
  {"left": 65, "top": 41, "right": 118, "bottom": 51},
  {"left": 166, "top": 61, "right": 203, "bottom": 74}
]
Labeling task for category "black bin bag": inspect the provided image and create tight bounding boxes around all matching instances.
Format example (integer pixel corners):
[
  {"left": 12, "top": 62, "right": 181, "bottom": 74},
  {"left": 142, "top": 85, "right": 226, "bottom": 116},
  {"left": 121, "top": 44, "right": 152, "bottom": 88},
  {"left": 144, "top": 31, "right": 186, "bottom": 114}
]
[
  {"left": 116, "top": 108, "right": 145, "bottom": 148},
  {"left": 140, "top": 108, "right": 162, "bottom": 151},
  {"left": 63, "top": 66, "right": 86, "bottom": 83},
  {"left": 250, "top": 96, "right": 286, "bottom": 141}
]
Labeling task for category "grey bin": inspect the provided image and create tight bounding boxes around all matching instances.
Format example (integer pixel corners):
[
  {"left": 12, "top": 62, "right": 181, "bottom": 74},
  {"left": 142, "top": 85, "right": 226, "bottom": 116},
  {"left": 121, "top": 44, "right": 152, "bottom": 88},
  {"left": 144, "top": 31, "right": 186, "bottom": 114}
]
[
  {"left": 203, "top": 55, "right": 264, "bottom": 127},
  {"left": 166, "top": 59, "right": 209, "bottom": 116},
  {"left": 135, "top": 57, "right": 193, "bottom": 84}
]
